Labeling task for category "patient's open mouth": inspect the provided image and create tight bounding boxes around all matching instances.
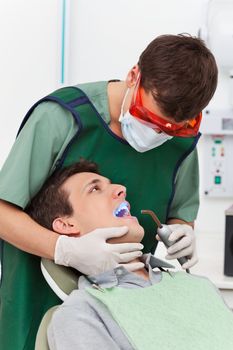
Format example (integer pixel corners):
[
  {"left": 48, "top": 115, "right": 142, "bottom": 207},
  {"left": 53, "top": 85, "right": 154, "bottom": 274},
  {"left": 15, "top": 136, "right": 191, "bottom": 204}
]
[{"left": 114, "top": 201, "right": 131, "bottom": 218}]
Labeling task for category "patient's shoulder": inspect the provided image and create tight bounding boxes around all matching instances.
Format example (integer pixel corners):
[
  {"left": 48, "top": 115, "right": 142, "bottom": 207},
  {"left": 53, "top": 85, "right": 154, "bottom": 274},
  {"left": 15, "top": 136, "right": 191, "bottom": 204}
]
[{"left": 56, "top": 288, "right": 106, "bottom": 314}]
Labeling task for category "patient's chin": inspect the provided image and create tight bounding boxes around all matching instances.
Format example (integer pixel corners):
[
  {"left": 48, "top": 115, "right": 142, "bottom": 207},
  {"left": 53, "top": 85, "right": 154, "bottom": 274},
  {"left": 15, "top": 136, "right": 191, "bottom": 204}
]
[{"left": 107, "top": 226, "right": 144, "bottom": 244}]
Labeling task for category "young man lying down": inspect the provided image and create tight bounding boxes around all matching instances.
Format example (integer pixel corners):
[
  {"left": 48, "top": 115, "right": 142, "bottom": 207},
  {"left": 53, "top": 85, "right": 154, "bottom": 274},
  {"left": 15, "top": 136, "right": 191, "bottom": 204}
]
[{"left": 27, "top": 160, "right": 233, "bottom": 350}]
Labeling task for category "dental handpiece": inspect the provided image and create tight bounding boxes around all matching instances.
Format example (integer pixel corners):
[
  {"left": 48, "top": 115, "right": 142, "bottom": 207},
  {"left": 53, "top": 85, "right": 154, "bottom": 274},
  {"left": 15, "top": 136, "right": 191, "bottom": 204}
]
[{"left": 141, "top": 210, "right": 190, "bottom": 273}]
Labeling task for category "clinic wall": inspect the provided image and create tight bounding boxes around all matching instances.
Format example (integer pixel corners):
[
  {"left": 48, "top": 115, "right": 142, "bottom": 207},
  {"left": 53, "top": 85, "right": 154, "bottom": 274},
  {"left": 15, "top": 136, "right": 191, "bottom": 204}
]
[
  {"left": 0, "top": 0, "right": 61, "bottom": 167},
  {"left": 68, "top": 0, "right": 207, "bottom": 84},
  {"left": 1, "top": 0, "right": 232, "bottom": 235}
]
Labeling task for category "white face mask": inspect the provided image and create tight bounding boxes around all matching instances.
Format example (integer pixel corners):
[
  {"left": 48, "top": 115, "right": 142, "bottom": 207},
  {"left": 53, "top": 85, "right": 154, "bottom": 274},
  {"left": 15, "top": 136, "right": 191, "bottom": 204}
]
[{"left": 119, "top": 88, "right": 173, "bottom": 153}]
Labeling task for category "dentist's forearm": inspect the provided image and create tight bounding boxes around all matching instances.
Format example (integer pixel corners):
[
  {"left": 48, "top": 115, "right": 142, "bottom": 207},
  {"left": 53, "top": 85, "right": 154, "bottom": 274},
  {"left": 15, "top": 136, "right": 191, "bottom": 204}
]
[
  {"left": 166, "top": 218, "right": 194, "bottom": 229},
  {"left": 0, "top": 199, "right": 58, "bottom": 259}
]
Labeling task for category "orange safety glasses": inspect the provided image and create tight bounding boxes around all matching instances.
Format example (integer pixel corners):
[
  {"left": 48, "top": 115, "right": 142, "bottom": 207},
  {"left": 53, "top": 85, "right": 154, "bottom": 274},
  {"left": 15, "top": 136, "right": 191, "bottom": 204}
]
[{"left": 129, "top": 76, "right": 202, "bottom": 138}]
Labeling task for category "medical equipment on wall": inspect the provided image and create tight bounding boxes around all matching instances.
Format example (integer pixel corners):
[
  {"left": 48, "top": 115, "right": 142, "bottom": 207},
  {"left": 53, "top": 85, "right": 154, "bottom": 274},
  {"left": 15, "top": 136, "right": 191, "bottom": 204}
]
[
  {"left": 201, "top": 130, "right": 233, "bottom": 198},
  {"left": 141, "top": 210, "right": 190, "bottom": 273},
  {"left": 200, "top": 0, "right": 233, "bottom": 198}
]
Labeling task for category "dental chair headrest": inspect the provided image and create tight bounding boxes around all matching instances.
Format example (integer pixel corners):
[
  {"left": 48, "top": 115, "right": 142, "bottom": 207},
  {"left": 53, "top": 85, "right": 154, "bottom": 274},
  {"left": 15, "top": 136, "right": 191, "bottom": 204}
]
[{"left": 41, "top": 258, "right": 81, "bottom": 301}]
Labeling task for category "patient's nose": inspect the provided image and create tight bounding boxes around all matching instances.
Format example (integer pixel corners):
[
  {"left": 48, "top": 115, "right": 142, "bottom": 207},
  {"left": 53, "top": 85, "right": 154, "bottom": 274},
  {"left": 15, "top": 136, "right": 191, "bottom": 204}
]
[{"left": 112, "top": 185, "right": 126, "bottom": 199}]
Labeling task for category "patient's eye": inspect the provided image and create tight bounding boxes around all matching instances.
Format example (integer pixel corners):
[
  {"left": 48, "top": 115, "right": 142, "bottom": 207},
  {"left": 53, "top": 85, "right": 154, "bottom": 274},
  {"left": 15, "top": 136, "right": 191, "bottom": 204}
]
[{"left": 89, "top": 185, "right": 100, "bottom": 193}]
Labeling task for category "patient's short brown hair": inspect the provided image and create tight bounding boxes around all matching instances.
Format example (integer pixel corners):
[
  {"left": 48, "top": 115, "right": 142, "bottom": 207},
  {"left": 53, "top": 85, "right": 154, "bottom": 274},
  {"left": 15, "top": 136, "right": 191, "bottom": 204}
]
[
  {"left": 138, "top": 34, "right": 218, "bottom": 122},
  {"left": 26, "top": 159, "right": 99, "bottom": 230}
]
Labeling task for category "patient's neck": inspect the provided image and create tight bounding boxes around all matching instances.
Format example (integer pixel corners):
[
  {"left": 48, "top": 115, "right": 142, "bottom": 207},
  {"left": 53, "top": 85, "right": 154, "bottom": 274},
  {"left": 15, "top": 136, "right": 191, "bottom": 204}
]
[{"left": 129, "top": 258, "right": 149, "bottom": 280}]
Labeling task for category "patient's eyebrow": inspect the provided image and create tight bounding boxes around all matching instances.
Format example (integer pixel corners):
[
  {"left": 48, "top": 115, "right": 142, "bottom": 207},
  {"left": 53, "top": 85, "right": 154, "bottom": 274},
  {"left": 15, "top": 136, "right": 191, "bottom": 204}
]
[{"left": 82, "top": 178, "right": 111, "bottom": 193}]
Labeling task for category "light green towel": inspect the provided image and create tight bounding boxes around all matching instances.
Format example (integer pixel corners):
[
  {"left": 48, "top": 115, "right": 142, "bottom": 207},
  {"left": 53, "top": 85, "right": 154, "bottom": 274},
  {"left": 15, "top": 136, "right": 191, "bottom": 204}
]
[{"left": 87, "top": 272, "right": 233, "bottom": 350}]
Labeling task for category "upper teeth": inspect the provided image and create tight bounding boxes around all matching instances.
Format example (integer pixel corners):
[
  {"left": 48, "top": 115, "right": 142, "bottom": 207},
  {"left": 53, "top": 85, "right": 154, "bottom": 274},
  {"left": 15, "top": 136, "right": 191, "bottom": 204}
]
[{"left": 114, "top": 202, "right": 130, "bottom": 218}]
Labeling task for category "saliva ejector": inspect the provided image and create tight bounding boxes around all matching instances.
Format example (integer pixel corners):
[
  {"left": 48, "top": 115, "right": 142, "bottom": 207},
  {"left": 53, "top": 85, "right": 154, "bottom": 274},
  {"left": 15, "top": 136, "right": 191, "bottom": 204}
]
[{"left": 141, "top": 209, "right": 190, "bottom": 274}]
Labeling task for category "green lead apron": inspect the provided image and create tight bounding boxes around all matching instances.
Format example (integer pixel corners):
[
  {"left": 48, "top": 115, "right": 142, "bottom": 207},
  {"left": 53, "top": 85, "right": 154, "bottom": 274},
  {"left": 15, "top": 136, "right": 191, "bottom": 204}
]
[
  {"left": 0, "top": 86, "right": 200, "bottom": 349},
  {"left": 88, "top": 272, "right": 233, "bottom": 350}
]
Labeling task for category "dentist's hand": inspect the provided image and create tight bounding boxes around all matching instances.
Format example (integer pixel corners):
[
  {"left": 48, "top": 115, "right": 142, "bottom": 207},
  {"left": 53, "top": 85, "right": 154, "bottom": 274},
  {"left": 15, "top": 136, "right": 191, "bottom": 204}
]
[
  {"left": 156, "top": 224, "right": 198, "bottom": 269},
  {"left": 54, "top": 226, "right": 144, "bottom": 275}
]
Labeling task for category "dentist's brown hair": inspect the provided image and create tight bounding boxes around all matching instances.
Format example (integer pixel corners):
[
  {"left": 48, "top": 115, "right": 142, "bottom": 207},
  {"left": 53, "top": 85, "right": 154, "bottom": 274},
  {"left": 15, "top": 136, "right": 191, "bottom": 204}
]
[{"left": 138, "top": 33, "right": 218, "bottom": 122}]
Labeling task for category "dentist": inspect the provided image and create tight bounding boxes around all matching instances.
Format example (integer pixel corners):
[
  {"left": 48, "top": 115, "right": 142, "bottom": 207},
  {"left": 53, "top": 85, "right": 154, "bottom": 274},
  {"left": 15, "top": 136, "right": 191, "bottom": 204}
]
[{"left": 0, "top": 34, "right": 218, "bottom": 350}]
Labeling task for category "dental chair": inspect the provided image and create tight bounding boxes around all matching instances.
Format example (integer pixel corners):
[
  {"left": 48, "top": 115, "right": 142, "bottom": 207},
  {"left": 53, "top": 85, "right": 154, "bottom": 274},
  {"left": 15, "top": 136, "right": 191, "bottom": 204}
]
[{"left": 35, "top": 259, "right": 81, "bottom": 350}]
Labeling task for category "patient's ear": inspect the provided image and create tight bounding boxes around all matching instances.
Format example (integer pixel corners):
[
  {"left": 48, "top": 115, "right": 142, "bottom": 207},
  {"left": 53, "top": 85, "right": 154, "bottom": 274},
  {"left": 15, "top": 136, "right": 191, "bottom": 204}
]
[{"left": 52, "top": 217, "right": 81, "bottom": 236}]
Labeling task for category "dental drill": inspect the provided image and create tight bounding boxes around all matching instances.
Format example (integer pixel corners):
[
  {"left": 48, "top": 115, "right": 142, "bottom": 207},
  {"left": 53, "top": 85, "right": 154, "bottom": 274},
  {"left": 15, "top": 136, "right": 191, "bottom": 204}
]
[{"left": 141, "top": 210, "right": 190, "bottom": 273}]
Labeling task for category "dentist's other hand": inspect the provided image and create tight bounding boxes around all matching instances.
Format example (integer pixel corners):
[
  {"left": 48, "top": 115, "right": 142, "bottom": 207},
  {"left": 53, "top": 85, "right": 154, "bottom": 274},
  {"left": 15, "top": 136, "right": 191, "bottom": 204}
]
[
  {"left": 156, "top": 224, "right": 198, "bottom": 269},
  {"left": 54, "top": 226, "right": 144, "bottom": 275}
]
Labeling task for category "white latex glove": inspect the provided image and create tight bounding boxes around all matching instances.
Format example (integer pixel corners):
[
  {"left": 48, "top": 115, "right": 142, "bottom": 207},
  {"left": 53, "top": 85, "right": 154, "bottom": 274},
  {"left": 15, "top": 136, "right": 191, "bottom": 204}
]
[
  {"left": 54, "top": 226, "right": 144, "bottom": 275},
  {"left": 156, "top": 224, "right": 198, "bottom": 269}
]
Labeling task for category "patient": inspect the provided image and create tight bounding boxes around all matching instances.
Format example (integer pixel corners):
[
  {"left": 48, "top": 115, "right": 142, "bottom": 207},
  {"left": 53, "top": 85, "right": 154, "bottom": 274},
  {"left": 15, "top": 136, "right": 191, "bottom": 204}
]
[{"left": 27, "top": 160, "right": 233, "bottom": 350}]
